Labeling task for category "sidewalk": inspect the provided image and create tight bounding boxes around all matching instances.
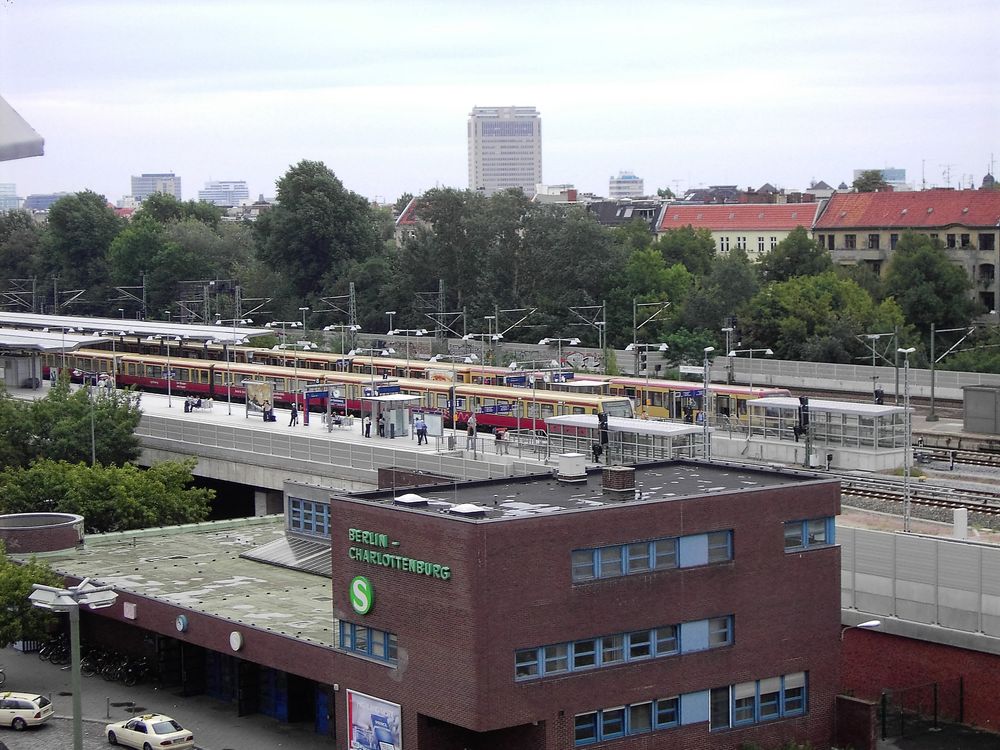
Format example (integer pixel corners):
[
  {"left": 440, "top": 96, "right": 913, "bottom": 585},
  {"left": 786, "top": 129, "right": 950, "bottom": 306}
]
[{"left": 1, "top": 647, "right": 335, "bottom": 749}]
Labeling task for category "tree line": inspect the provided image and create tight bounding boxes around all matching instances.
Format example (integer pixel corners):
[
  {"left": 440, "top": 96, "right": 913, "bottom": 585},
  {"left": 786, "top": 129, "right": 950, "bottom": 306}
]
[{"left": 1, "top": 159, "right": 995, "bottom": 370}]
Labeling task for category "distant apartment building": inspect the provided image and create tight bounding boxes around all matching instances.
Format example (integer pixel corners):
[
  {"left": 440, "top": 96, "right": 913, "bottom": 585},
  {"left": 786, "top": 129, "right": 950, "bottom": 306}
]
[
  {"left": 532, "top": 183, "right": 579, "bottom": 204},
  {"left": 609, "top": 171, "right": 644, "bottom": 199},
  {"left": 198, "top": 180, "right": 250, "bottom": 207},
  {"left": 814, "top": 188, "right": 1000, "bottom": 311},
  {"left": 467, "top": 106, "right": 541, "bottom": 196},
  {"left": 0, "top": 183, "right": 19, "bottom": 211},
  {"left": 853, "top": 167, "right": 911, "bottom": 191},
  {"left": 657, "top": 203, "right": 823, "bottom": 261},
  {"left": 23, "top": 192, "right": 73, "bottom": 211},
  {"left": 131, "top": 172, "right": 182, "bottom": 202}
]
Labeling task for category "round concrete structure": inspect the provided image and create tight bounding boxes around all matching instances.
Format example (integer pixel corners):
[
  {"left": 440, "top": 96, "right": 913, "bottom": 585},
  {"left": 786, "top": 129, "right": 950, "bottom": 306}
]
[{"left": 0, "top": 513, "right": 84, "bottom": 553}]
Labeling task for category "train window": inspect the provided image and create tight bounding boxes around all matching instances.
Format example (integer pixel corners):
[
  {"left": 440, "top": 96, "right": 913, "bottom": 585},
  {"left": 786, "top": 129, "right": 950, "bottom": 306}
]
[
  {"left": 541, "top": 403, "right": 555, "bottom": 419},
  {"left": 650, "top": 391, "right": 663, "bottom": 407},
  {"left": 571, "top": 406, "right": 586, "bottom": 415},
  {"left": 148, "top": 365, "right": 162, "bottom": 378},
  {"left": 213, "top": 371, "right": 224, "bottom": 384}
]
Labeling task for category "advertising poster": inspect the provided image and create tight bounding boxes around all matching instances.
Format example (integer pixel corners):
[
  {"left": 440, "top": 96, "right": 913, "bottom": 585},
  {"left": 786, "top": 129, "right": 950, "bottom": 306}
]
[
  {"left": 347, "top": 689, "right": 402, "bottom": 750},
  {"left": 245, "top": 381, "right": 273, "bottom": 414}
]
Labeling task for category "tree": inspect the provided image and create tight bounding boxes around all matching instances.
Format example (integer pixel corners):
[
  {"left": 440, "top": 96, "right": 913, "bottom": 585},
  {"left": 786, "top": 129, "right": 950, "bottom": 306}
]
[
  {"left": 0, "top": 543, "right": 63, "bottom": 648},
  {"left": 139, "top": 193, "right": 223, "bottom": 228},
  {"left": 654, "top": 225, "right": 716, "bottom": 277},
  {"left": 44, "top": 191, "right": 122, "bottom": 311},
  {"left": 883, "top": 233, "right": 978, "bottom": 336},
  {"left": 656, "top": 187, "right": 676, "bottom": 199},
  {"left": 740, "top": 272, "right": 904, "bottom": 361},
  {"left": 0, "top": 459, "right": 212, "bottom": 533},
  {"left": 255, "top": 160, "right": 381, "bottom": 303},
  {"left": 0, "top": 379, "right": 142, "bottom": 468},
  {"left": 853, "top": 169, "right": 889, "bottom": 192},
  {"left": 0, "top": 209, "right": 44, "bottom": 279},
  {"left": 680, "top": 248, "right": 759, "bottom": 336},
  {"left": 393, "top": 193, "right": 414, "bottom": 215},
  {"left": 757, "top": 227, "right": 832, "bottom": 282}
]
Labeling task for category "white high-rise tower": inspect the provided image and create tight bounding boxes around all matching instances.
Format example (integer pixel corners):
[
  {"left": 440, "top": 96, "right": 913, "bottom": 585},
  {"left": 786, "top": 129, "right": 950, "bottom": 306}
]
[{"left": 467, "top": 106, "right": 541, "bottom": 197}]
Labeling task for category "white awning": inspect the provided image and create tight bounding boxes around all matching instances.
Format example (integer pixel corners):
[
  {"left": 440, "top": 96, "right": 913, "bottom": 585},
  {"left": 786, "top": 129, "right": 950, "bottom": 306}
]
[{"left": 0, "top": 95, "right": 44, "bottom": 161}]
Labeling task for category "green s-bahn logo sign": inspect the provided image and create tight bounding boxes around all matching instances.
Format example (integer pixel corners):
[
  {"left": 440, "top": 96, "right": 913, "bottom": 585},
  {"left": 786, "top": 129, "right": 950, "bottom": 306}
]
[{"left": 349, "top": 576, "right": 373, "bottom": 615}]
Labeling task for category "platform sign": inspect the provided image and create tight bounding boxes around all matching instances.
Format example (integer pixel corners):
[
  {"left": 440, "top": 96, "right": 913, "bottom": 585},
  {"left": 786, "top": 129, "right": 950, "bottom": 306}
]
[
  {"left": 331, "top": 398, "right": 346, "bottom": 408},
  {"left": 347, "top": 690, "right": 402, "bottom": 750},
  {"left": 481, "top": 402, "right": 514, "bottom": 414},
  {"left": 678, "top": 365, "right": 704, "bottom": 375},
  {"left": 679, "top": 390, "right": 704, "bottom": 397},
  {"left": 506, "top": 375, "right": 528, "bottom": 386}
]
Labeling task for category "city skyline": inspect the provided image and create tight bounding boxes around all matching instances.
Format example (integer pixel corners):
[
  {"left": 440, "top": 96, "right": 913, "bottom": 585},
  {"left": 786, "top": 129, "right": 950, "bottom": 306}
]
[{"left": 0, "top": 1, "right": 997, "bottom": 204}]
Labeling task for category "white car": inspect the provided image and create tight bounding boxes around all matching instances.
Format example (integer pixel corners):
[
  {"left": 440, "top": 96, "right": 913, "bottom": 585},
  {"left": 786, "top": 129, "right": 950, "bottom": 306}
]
[
  {"left": 105, "top": 713, "right": 194, "bottom": 749},
  {"left": 0, "top": 691, "right": 54, "bottom": 730}
]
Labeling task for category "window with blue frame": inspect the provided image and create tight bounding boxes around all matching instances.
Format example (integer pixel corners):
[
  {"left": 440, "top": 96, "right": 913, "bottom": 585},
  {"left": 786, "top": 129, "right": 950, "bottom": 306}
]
[
  {"left": 338, "top": 621, "right": 398, "bottom": 666},
  {"left": 571, "top": 530, "right": 730, "bottom": 584},
  {"left": 574, "top": 697, "right": 681, "bottom": 746},
  {"left": 784, "top": 518, "right": 834, "bottom": 551},
  {"left": 515, "top": 616, "right": 733, "bottom": 681},
  {"left": 709, "top": 672, "right": 808, "bottom": 730},
  {"left": 288, "top": 497, "right": 330, "bottom": 537}
]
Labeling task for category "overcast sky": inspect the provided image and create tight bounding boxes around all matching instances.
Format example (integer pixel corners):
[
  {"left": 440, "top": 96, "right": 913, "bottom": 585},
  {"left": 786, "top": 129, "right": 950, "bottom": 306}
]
[{"left": 1, "top": 0, "right": 997, "bottom": 205}]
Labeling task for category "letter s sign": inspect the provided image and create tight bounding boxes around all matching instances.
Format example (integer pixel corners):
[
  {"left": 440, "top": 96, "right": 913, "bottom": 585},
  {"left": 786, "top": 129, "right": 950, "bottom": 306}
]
[{"left": 349, "top": 575, "right": 373, "bottom": 615}]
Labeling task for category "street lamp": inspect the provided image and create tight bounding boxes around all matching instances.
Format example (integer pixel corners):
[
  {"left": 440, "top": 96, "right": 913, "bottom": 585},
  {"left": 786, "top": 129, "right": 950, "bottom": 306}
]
[
  {"left": 385, "top": 310, "right": 397, "bottom": 334},
  {"left": 726, "top": 347, "right": 773, "bottom": 395},
  {"left": 510, "top": 359, "right": 561, "bottom": 433},
  {"left": 898, "top": 346, "right": 916, "bottom": 532},
  {"left": 703, "top": 346, "right": 715, "bottom": 459},
  {"left": 430, "top": 353, "right": 478, "bottom": 444},
  {"left": 298, "top": 306, "right": 310, "bottom": 335},
  {"left": 30, "top": 578, "right": 118, "bottom": 750},
  {"left": 273, "top": 341, "right": 319, "bottom": 411},
  {"left": 841, "top": 619, "right": 881, "bottom": 641},
  {"left": 323, "top": 324, "right": 362, "bottom": 370},
  {"left": 215, "top": 317, "right": 252, "bottom": 415},
  {"left": 464, "top": 332, "right": 504, "bottom": 382},
  {"left": 349, "top": 347, "right": 394, "bottom": 430},
  {"left": 146, "top": 335, "right": 181, "bottom": 407},
  {"left": 264, "top": 320, "right": 302, "bottom": 351},
  {"left": 625, "top": 341, "right": 668, "bottom": 385},
  {"left": 633, "top": 298, "right": 671, "bottom": 375},
  {"left": 118, "top": 308, "right": 125, "bottom": 320},
  {"left": 388, "top": 328, "right": 428, "bottom": 377},
  {"left": 721, "top": 326, "right": 735, "bottom": 383},
  {"left": 538, "top": 337, "right": 581, "bottom": 373}
]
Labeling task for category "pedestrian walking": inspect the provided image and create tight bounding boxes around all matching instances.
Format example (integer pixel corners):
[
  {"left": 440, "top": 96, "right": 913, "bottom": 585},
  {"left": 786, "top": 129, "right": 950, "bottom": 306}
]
[
  {"left": 494, "top": 428, "right": 507, "bottom": 455},
  {"left": 289, "top": 402, "right": 299, "bottom": 426},
  {"left": 415, "top": 416, "right": 428, "bottom": 445},
  {"left": 363, "top": 415, "right": 372, "bottom": 438},
  {"left": 466, "top": 413, "right": 477, "bottom": 450},
  {"left": 377, "top": 413, "right": 386, "bottom": 438}
]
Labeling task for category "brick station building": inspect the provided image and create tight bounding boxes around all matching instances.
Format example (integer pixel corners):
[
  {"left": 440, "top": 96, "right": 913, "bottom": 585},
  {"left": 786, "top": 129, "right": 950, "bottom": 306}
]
[{"left": 322, "top": 458, "right": 841, "bottom": 748}]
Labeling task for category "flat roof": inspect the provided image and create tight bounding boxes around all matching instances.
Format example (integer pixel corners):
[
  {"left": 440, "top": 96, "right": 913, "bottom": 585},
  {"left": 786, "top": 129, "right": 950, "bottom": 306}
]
[
  {"left": 342, "top": 459, "right": 821, "bottom": 521},
  {"left": 0, "top": 313, "right": 272, "bottom": 345},
  {"left": 19, "top": 517, "right": 339, "bottom": 648},
  {"left": 750, "top": 396, "right": 907, "bottom": 416},
  {"left": 546, "top": 414, "right": 704, "bottom": 437},
  {"left": 0, "top": 329, "right": 109, "bottom": 353}
]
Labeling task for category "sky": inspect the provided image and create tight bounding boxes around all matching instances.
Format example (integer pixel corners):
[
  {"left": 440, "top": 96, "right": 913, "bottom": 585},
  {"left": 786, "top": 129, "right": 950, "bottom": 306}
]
[{"left": 1, "top": 0, "right": 998, "bottom": 205}]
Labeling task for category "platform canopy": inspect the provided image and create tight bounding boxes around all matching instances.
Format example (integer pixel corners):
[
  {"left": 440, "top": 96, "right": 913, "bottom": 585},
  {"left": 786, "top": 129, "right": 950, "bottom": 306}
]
[
  {"left": 546, "top": 414, "right": 703, "bottom": 437},
  {"left": 749, "top": 396, "right": 908, "bottom": 415},
  {"left": 0, "top": 95, "right": 44, "bottom": 161},
  {"left": 0, "top": 312, "right": 272, "bottom": 345},
  {"left": 0, "top": 329, "right": 108, "bottom": 353}
]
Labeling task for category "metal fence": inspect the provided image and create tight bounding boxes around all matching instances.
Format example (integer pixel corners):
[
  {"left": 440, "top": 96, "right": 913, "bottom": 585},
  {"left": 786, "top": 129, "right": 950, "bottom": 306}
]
[{"left": 881, "top": 677, "right": 964, "bottom": 739}]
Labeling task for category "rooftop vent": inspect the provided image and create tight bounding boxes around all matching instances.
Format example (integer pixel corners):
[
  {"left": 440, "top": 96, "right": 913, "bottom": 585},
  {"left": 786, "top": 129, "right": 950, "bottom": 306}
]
[
  {"left": 395, "top": 493, "right": 429, "bottom": 508},
  {"left": 556, "top": 453, "right": 587, "bottom": 483},
  {"left": 602, "top": 466, "right": 636, "bottom": 495},
  {"left": 449, "top": 503, "right": 488, "bottom": 518},
  {"left": 927, "top": 207, "right": 934, "bottom": 214}
]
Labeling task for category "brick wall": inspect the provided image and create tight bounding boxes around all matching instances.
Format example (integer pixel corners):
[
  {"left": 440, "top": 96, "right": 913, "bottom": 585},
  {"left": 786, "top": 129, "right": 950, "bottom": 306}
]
[{"left": 842, "top": 630, "right": 1000, "bottom": 733}]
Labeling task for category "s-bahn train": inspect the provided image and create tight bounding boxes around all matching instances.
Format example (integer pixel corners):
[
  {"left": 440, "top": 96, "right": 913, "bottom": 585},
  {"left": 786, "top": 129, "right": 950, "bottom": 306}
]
[
  {"left": 44, "top": 349, "right": 635, "bottom": 432},
  {"left": 79, "top": 338, "right": 790, "bottom": 424}
]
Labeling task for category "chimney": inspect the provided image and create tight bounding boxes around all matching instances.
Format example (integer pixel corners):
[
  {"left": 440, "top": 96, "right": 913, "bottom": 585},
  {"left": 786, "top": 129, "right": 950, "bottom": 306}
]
[
  {"left": 602, "top": 466, "right": 636, "bottom": 494},
  {"left": 556, "top": 453, "right": 587, "bottom": 483}
]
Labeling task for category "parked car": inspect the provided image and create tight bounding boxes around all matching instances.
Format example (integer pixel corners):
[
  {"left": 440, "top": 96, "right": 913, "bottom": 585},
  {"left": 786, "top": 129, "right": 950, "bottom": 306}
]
[
  {"left": 105, "top": 713, "right": 194, "bottom": 749},
  {"left": 0, "top": 691, "right": 54, "bottom": 730}
]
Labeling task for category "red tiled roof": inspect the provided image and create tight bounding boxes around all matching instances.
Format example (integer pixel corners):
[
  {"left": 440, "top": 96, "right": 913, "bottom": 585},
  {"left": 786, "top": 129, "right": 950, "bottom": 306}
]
[
  {"left": 814, "top": 189, "right": 1000, "bottom": 229},
  {"left": 658, "top": 203, "right": 820, "bottom": 232},
  {"left": 395, "top": 196, "right": 420, "bottom": 227}
]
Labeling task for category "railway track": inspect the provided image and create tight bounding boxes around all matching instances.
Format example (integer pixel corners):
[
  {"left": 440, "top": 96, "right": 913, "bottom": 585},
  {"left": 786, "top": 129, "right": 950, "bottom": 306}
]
[
  {"left": 840, "top": 476, "right": 1000, "bottom": 516},
  {"left": 914, "top": 447, "right": 1000, "bottom": 468}
]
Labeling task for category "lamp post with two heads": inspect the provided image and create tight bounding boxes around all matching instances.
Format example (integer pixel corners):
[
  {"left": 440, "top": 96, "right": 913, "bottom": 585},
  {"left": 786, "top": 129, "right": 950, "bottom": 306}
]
[
  {"left": 430, "top": 353, "right": 478, "bottom": 442},
  {"left": 463, "top": 332, "right": 504, "bottom": 383},
  {"left": 323, "top": 324, "right": 362, "bottom": 370},
  {"left": 215, "top": 317, "right": 252, "bottom": 415},
  {"left": 898, "top": 346, "right": 916, "bottom": 532},
  {"left": 388, "top": 328, "right": 428, "bottom": 377},
  {"left": 624, "top": 342, "right": 668, "bottom": 417}
]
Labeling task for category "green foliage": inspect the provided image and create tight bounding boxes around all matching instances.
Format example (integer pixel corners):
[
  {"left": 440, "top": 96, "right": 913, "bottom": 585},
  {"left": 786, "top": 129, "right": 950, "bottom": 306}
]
[
  {"left": 393, "top": 193, "right": 414, "bottom": 215},
  {"left": 0, "top": 542, "right": 63, "bottom": 648},
  {"left": 655, "top": 225, "right": 716, "bottom": 277},
  {"left": 0, "top": 458, "right": 212, "bottom": 533},
  {"left": 680, "top": 248, "right": 758, "bottom": 336},
  {"left": 44, "top": 191, "right": 122, "bottom": 311},
  {"left": 0, "top": 209, "right": 44, "bottom": 279},
  {"left": 256, "top": 160, "right": 381, "bottom": 303},
  {"left": 138, "top": 193, "right": 223, "bottom": 228},
  {"left": 883, "top": 232, "right": 977, "bottom": 336},
  {"left": 758, "top": 226, "right": 832, "bottom": 283},
  {"left": 852, "top": 169, "right": 890, "bottom": 192},
  {"left": 656, "top": 187, "right": 676, "bottom": 199},
  {"left": 0, "top": 379, "right": 141, "bottom": 468},
  {"left": 741, "top": 272, "right": 904, "bottom": 361}
]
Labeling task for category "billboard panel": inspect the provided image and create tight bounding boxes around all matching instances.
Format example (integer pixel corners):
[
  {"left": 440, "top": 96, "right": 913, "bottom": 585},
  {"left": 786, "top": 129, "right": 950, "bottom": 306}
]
[{"left": 347, "top": 689, "right": 402, "bottom": 750}]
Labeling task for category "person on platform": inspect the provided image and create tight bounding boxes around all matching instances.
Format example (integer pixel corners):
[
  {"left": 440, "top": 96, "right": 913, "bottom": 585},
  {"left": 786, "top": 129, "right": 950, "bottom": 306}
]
[
  {"left": 377, "top": 412, "right": 386, "bottom": 438},
  {"left": 289, "top": 402, "right": 299, "bottom": 427},
  {"left": 466, "top": 413, "right": 477, "bottom": 450},
  {"left": 363, "top": 414, "right": 372, "bottom": 438},
  {"left": 415, "top": 416, "right": 428, "bottom": 445}
]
